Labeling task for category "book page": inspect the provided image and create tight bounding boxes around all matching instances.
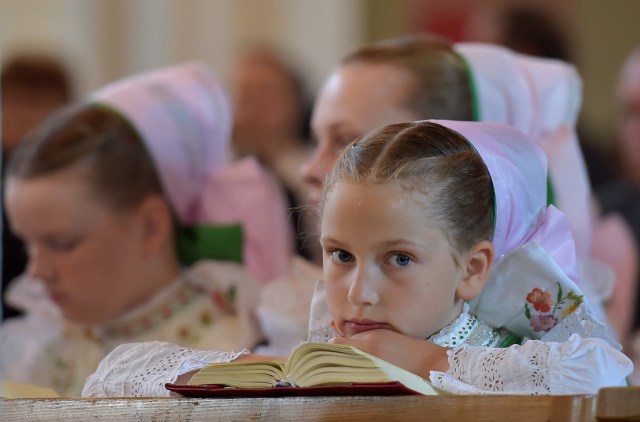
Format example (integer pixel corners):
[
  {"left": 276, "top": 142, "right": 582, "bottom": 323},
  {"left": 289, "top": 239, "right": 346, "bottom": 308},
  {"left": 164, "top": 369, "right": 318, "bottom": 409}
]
[
  {"left": 286, "top": 343, "right": 441, "bottom": 395},
  {"left": 188, "top": 360, "right": 286, "bottom": 388}
]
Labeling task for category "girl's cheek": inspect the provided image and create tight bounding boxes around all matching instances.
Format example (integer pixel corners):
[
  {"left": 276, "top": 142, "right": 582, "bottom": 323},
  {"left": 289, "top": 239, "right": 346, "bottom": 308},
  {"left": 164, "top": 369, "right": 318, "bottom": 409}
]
[{"left": 330, "top": 320, "right": 346, "bottom": 338}]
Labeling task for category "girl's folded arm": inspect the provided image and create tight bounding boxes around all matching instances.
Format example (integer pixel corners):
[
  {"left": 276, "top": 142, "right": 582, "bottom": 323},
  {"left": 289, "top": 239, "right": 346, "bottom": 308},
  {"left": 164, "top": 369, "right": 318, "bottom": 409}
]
[
  {"left": 82, "top": 341, "right": 249, "bottom": 397},
  {"left": 430, "top": 334, "right": 633, "bottom": 395}
]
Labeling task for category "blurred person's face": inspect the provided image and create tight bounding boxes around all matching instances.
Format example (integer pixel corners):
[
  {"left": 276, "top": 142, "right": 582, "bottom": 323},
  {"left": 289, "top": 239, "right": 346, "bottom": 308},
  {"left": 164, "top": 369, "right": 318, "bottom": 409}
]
[
  {"left": 2, "top": 86, "right": 66, "bottom": 154},
  {"left": 5, "top": 164, "right": 157, "bottom": 324},
  {"left": 304, "top": 62, "right": 418, "bottom": 204},
  {"left": 232, "top": 57, "right": 300, "bottom": 158},
  {"left": 618, "top": 54, "right": 640, "bottom": 186}
]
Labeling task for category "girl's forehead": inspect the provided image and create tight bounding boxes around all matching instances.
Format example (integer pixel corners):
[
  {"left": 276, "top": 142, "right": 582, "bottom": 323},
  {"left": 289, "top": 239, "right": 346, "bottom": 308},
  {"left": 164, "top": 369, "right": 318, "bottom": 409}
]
[
  {"left": 7, "top": 167, "right": 107, "bottom": 217},
  {"left": 324, "top": 181, "right": 434, "bottom": 216},
  {"left": 6, "top": 179, "right": 105, "bottom": 237}
]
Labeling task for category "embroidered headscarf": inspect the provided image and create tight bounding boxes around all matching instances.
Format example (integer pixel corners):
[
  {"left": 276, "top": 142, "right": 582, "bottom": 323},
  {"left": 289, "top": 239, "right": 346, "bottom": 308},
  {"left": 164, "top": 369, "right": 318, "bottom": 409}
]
[
  {"left": 430, "top": 120, "right": 580, "bottom": 285},
  {"left": 431, "top": 120, "right": 616, "bottom": 344},
  {"left": 90, "top": 62, "right": 292, "bottom": 283},
  {"left": 454, "top": 43, "right": 591, "bottom": 259}
]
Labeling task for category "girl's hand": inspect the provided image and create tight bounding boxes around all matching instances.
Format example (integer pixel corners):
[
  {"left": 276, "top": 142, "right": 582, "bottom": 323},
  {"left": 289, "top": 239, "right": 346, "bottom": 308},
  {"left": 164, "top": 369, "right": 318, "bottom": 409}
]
[{"left": 329, "top": 329, "right": 450, "bottom": 378}]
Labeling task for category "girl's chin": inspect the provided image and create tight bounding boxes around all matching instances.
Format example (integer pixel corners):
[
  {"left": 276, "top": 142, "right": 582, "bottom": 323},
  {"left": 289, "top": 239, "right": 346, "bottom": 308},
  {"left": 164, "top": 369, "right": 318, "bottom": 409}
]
[{"left": 60, "top": 307, "right": 109, "bottom": 325}]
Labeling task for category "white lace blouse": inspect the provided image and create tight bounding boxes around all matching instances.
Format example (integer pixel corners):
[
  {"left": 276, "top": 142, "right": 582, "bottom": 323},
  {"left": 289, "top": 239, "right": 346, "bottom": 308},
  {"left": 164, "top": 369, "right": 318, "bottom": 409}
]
[
  {"left": 82, "top": 308, "right": 631, "bottom": 397},
  {"left": 82, "top": 243, "right": 634, "bottom": 397}
]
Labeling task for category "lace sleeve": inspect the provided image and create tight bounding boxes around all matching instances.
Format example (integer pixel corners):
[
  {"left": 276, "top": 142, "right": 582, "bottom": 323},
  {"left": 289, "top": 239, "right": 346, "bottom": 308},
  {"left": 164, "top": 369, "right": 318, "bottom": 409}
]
[
  {"left": 429, "top": 334, "right": 633, "bottom": 395},
  {"left": 82, "top": 341, "right": 249, "bottom": 397}
]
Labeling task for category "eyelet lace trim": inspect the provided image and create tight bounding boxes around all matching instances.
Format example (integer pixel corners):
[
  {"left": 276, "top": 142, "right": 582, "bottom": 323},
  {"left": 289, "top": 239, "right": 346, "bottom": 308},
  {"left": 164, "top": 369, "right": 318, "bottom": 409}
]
[
  {"left": 431, "top": 340, "right": 552, "bottom": 394},
  {"left": 83, "top": 342, "right": 248, "bottom": 397},
  {"left": 428, "top": 303, "right": 504, "bottom": 347}
]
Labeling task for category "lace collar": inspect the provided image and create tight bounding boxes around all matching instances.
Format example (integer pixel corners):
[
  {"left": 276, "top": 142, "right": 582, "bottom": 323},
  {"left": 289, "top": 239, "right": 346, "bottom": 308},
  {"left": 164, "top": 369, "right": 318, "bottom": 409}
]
[
  {"left": 308, "top": 302, "right": 515, "bottom": 348},
  {"left": 90, "top": 275, "right": 202, "bottom": 340},
  {"left": 428, "top": 303, "right": 505, "bottom": 348}
]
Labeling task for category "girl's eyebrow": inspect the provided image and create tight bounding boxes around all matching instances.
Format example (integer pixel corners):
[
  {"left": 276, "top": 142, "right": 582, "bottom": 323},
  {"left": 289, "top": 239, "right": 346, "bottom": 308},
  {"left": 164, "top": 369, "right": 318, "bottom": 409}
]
[
  {"left": 376, "top": 239, "right": 426, "bottom": 250},
  {"left": 319, "top": 236, "right": 343, "bottom": 245},
  {"left": 321, "top": 237, "right": 426, "bottom": 251}
]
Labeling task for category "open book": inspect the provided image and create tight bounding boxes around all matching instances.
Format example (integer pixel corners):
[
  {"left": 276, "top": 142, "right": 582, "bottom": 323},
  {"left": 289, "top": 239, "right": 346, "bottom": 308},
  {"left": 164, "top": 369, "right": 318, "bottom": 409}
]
[{"left": 166, "top": 343, "right": 440, "bottom": 397}]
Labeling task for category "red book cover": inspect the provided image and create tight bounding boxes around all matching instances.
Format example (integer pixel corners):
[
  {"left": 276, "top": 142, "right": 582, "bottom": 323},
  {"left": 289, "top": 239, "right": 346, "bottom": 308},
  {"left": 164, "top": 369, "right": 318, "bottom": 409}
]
[{"left": 165, "top": 381, "right": 423, "bottom": 398}]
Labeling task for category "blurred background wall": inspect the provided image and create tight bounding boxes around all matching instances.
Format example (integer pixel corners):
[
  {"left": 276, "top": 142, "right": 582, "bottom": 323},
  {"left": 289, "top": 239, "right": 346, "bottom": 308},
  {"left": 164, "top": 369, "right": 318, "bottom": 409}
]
[{"left": 1, "top": 0, "right": 639, "bottom": 155}]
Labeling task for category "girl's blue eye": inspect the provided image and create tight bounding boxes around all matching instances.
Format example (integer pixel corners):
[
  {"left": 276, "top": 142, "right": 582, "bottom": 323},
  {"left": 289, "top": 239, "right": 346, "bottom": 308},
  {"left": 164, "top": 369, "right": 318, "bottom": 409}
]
[
  {"left": 389, "top": 253, "right": 412, "bottom": 267},
  {"left": 331, "top": 250, "right": 354, "bottom": 263}
]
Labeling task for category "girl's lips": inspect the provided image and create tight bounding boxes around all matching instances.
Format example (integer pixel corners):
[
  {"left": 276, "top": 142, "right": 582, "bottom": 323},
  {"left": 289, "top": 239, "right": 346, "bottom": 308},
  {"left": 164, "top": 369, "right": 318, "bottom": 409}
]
[
  {"left": 47, "top": 290, "right": 66, "bottom": 305},
  {"left": 345, "top": 320, "right": 391, "bottom": 336}
]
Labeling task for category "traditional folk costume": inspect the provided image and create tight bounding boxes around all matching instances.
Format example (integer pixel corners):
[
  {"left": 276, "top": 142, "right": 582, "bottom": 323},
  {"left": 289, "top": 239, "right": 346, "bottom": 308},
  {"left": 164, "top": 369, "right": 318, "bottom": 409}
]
[{"left": 83, "top": 120, "right": 633, "bottom": 397}]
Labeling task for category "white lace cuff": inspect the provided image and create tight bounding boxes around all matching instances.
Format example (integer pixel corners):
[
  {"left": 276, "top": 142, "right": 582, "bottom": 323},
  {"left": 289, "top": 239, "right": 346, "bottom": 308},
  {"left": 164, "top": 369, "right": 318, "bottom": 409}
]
[
  {"left": 82, "top": 341, "right": 249, "bottom": 397},
  {"left": 429, "top": 334, "right": 632, "bottom": 395}
]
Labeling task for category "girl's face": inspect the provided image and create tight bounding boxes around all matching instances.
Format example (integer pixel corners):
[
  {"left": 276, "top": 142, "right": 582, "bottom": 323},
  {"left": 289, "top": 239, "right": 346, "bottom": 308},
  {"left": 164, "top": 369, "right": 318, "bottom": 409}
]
[
  {"left": 5, "top": 165, "right": 152, "bottom": 324},
  {"left": 321, "top": 181, "right": 468, "bottom": 340}
]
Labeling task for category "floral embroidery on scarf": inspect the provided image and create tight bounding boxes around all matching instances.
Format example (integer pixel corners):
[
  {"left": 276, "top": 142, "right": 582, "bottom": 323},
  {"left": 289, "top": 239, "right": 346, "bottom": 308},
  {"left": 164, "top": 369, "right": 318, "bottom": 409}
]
[
  {"left": 526, "top": 288, "right": 553, "bottom": 312},
  {"left": 524, "top": 282, "right": 583, "bottom": 333}
]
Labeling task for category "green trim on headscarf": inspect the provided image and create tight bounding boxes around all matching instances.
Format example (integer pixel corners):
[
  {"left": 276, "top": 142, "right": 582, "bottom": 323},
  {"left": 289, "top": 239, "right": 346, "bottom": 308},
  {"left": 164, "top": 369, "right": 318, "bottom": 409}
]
[
  {"left": 451, "top": 50, "right": 496, "bottom": 229},
  {"left": 546, "top": 175, "right": 556, "bottom": 206},
  {"left": 452, "top": 51, "right": 481, "bottom": 122},
  {"left": 176, "top": 224, "right": 244, "bottom": 266}
]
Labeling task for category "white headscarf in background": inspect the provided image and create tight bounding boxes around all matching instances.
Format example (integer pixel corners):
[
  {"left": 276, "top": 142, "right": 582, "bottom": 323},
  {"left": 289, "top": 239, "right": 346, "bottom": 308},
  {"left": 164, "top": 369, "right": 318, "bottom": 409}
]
[{"left": 454, "top": 43, "right": 591, "bottom": 259}]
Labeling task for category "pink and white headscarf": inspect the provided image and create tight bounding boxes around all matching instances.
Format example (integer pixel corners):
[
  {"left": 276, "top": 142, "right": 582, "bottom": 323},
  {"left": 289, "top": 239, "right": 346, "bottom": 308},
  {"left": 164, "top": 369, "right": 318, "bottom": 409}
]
[
  {"left": 90, "top": 62, "right": 292, "bottom": 283},
  {"left": 431, "top": 120, "right": 580, "bottom": 285},
  {"left": 90, "top": 62, "right": 231, "bottom": 223},
  {"left": 454, "top": 43, "right": 592, "bottom": 259}
]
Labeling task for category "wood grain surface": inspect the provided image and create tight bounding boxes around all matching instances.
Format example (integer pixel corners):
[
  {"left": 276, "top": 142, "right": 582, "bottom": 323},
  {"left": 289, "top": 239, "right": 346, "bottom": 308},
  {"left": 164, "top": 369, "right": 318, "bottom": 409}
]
[{"left": 1, "top": 393, "right": 599, "bottom": 422}]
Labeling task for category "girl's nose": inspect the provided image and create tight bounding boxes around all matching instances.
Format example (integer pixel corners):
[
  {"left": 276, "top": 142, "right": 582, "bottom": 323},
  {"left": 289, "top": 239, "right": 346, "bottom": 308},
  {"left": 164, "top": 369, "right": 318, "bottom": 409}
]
[
  {"left": 301, "top": 147, "right": 330, "bottom": 189},
  {"left": 26, "top": 246, "right": 55, "bottom": 283},
  {"left": 347, "top": 264, "right": 380, "bottom": 306}
]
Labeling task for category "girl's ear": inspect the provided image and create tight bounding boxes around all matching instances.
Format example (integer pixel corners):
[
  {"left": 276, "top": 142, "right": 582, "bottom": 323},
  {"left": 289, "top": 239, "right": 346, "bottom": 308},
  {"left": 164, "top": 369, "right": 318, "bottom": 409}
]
[
  {"left": 455, "top": 240, "right": 494, "bottom": 301},
  {"left": 136, "top": 195, "right": 174, "bottom": 257}
]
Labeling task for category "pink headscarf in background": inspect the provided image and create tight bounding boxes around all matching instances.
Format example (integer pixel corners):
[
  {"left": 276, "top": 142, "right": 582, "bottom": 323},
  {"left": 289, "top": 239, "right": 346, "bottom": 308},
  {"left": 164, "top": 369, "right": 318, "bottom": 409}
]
[
  {"left": 431, "top": 120, "right": 580, "bottom": 285},
  {"left": 90, "top": 61, "right": 293, "bottom": 283},
  {"left": 454, "top": 43, "right": 591, "bottom": 259}
]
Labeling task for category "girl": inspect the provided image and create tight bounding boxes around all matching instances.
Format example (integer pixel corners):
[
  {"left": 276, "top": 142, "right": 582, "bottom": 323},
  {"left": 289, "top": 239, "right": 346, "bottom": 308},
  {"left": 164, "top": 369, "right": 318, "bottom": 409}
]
[
  {"left": 84, "top": 120, "right": 632, "bottom": 396},
  {"left": 0, "top": 62, "right": 292, "bottom": 396}
]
